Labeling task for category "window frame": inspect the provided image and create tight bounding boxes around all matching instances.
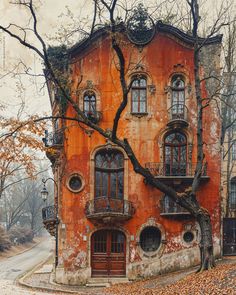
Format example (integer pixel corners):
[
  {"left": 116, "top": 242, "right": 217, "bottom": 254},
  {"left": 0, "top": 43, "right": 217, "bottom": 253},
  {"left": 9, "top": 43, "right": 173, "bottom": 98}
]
[
  {"left": 232, "top": 142, "right": 236, "bottom": 160},
  {"left": 131, "top": 76, "right": 147, "bottom": 114},
  {"left": 230, "top": 178, "right": 236, "bottom": 209},
  {"left": 171, "top": 75, "right": 185, "bottom": 118},
  {"left": 164, "top": 132, "right": 187, "bottom": 176},
  {"left": 83, "top": 91, "right": 96, "bottom": 113},
  {"left": 95, "top": 150, "right": 124, "bottom": 200},
  {"left": 139, "top": 226, "right": 161, "bottom": 253}
]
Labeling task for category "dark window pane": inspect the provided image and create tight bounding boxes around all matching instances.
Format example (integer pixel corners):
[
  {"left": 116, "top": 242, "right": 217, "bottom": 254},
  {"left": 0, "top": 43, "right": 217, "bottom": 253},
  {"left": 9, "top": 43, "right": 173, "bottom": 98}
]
[
  {"left": 69, "top": 176, "right": 82, "bottom": 191},
  {"left": 118, "top": 172, "right": 124, "bottom": 199},
  {"left": 95, "top": 171, "right": 102, "bottom": 198},
  {"left": 140, "top": 227, "right": 161, "bottom": 252},
  {"left": 102, "top": 173, "right": 108, "bottom": 196},
  {"left": 110, "top": 172, "right": 117, "bottom": 198}
]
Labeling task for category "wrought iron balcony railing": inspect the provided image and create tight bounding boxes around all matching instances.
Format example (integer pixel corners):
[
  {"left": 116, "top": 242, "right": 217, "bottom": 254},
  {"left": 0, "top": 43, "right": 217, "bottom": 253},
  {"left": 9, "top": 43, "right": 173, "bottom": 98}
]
[
  {"left": 145, "top": 162, "right": 208, "bottom": 177},
  {"left": 160, "top": 195, "right": 190, "bottom": 215},
  {"left": 84, "top": 110, "right": 102, "bottom": 124},
  {"left": 168, "top": 104, "right": 188, "bottom": 122},
  {"left": 85, "top": 197, "right": 135, "bottom": 220},
  {"left": 42, "top": 205, "right": 56, "bottom": 221},
  {"left": 42, "top": 129, "right": 63, "bottom": 147},
  {"left": 42, "top": 205, "right": 57, "bottom": 237}
]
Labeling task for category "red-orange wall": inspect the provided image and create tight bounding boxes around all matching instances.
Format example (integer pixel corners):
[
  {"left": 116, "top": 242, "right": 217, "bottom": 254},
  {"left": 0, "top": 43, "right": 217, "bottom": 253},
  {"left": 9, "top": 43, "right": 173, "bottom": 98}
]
[{"left": 57, "top": 32, "right": 221, "bottom": 270}]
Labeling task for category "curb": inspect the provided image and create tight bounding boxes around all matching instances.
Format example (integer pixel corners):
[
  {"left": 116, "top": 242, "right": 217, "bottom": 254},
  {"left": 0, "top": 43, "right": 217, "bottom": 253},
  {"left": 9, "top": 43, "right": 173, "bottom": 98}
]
[{"left": 17, "top": 257, "right": 81, "bottom": 294}]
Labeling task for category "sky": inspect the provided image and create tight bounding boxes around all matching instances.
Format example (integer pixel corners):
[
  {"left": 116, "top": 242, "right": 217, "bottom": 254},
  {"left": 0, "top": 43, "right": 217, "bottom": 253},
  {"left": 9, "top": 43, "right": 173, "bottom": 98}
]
[{"left": 0, "top": 0, "right": 234, "bottom": 119}]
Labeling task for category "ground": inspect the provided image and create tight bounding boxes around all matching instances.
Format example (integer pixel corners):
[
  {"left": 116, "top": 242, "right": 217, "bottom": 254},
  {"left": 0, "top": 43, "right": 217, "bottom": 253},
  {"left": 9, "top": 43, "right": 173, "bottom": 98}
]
[
  {"left": 104, "top": 258, "right": 236, "bottom": 295},
  {"left": 0, "top": 239, "right": 236, "bottom": 294}
]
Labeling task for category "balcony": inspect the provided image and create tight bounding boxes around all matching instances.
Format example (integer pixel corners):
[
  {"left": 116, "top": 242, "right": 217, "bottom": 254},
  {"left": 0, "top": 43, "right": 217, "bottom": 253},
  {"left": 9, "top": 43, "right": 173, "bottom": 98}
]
[
  {"left": 43, "top": 129, "right": 63, "bottom": 147},
  {"left": 42, "top": 130, "right": 63, "bottom": 164},
  {"left": 145, "top": 162, "right": 209, "bottom": 184},
  {"left": 85, "top": 197, "right": 135, "bottom": 223},
  {"left": 42, "top": 205, "right": 58, "bottom": 236},
  {"left": 84, "top": 110, "right": 102, "bottom": 124},
  {"left": 160, "top": 195, "right": 191, "bottom": 217},
  {"left": 167, "top": 104, "right": 189, "bottom": 128}
]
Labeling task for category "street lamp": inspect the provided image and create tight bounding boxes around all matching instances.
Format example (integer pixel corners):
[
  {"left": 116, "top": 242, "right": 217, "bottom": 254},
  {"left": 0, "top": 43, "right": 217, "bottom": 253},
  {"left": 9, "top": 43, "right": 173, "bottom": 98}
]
[
  {"left": 41, "top": 177, "right": 59, "bottom": 268},
  {"left": 41, "top": 183, "right": 48, "bottom": 202}
]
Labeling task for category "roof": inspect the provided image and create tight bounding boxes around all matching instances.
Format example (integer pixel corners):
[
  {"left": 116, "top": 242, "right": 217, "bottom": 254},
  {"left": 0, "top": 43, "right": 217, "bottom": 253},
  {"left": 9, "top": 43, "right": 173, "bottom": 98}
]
[{"left": 68, "top": 21, "right": 223, "bottom": 58}]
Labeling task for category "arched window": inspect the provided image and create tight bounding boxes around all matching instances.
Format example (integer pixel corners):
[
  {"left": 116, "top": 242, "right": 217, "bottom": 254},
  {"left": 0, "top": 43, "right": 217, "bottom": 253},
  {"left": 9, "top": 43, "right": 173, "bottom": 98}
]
[
  {"left": 171, "top": 75, "right": 185, "bottom": 119},
  {"left": 131, "top": 76, "right": 147, "bottom": 114},
  {"left": 164, "top": 132, "right": 187, "bottom": 176},
  {"left": 95, "top": 150, "right": 124, "bottom": 199},
  {"left": 84, "top": 91, "right": 96, "bottom": 114},
  {"left": 230, "top": 178, "right": 236, "bottom": 209}
]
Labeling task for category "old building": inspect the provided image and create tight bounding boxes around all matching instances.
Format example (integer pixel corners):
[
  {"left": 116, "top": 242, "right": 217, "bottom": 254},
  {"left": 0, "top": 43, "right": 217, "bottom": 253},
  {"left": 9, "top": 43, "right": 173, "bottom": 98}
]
[
  {"left": 221, "top": 73, "right": 236, "bottom": 256},
  {"left": 43, "top": 18, "right": 222, "bottom": 285}
]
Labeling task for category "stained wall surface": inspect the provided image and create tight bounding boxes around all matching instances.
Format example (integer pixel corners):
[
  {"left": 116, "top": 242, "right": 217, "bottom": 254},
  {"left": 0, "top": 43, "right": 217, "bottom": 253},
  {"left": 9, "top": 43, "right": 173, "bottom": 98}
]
[{"left": 52, "top": 30, "right": 222, "bottom": 284}]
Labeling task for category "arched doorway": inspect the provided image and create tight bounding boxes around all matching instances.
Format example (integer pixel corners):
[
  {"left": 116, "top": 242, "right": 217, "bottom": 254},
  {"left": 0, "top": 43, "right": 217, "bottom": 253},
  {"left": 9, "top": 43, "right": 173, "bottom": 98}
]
[{"left": 91, "top": 229, "right": 126, "bottom": 277}]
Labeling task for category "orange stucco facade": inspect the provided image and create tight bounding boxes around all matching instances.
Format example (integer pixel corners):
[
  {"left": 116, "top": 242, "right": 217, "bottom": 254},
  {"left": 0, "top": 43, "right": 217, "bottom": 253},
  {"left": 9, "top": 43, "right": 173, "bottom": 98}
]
[{"left": 47, "top": 25, "right": 222, "bottom": 284}]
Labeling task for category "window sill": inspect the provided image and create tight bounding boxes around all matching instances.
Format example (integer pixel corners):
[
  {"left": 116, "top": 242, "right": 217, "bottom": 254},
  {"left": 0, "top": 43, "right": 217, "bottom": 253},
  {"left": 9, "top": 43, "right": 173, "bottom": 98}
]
[{"left": 125, "top": 112, "right": 153, "bottom": 121}]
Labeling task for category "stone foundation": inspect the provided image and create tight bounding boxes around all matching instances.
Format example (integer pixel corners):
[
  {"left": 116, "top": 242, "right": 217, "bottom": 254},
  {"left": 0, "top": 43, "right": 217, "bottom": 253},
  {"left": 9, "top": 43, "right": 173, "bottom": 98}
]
[{"left": 55, "top": 244, "right": 221, "bottom": 285}]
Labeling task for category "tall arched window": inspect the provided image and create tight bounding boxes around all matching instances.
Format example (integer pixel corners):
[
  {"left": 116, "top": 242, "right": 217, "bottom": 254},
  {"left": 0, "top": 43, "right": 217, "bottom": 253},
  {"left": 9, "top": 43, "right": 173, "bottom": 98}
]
[
  {"left": 164, "top": 132, "right": 187, "bottom": 176},
  {"left": 95, "top": 150, "right": 124, "bottom": 199},
  {"left": 84, "top": 91, "right": 96, "bottom": 114},
  {"left": 131, "top": 76, "right": 147, "bottom": 114},
  {"left": 171, "top": 75, "right": 185, "bottom": 119},
  {"left": 230, "top": 178, "right": 236, "bottom": 209}
]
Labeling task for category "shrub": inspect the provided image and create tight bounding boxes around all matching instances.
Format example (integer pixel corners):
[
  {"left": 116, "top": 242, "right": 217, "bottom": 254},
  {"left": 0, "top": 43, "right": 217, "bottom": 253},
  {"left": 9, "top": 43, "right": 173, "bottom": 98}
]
[
  {"left": 8, "top": 226, "right": 34, "bottom": 245},
  {"left": 0, "top": 226, "right": 11, "bottom": 251}
]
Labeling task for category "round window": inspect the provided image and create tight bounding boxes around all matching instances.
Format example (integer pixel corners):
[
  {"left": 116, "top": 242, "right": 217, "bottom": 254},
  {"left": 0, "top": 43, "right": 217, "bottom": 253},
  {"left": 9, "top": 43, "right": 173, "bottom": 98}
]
[
  {"left": 67, "top": 174, "right": 84, "bottom": 193},
  {"left": 140, "top": 226, "right": 161, "bottom": 252},
  {"left": 183, "top": 231, "right": 194, "bottom": 243}
]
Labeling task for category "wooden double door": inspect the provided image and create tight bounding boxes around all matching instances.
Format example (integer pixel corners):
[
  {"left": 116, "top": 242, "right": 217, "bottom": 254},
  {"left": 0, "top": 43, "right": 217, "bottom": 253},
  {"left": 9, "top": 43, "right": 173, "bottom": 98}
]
[{"left": 91, "top": 230, "right": 126, "bottom": 277}]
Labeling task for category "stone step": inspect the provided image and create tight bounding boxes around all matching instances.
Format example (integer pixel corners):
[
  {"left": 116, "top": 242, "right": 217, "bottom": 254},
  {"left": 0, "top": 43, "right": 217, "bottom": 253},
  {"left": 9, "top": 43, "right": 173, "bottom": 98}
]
[
  {"left": 87, "top": 277, "right": 129, "bottom": 286},
  {"left": 86, "top": 282, "right": 110, "bottom": 288}
]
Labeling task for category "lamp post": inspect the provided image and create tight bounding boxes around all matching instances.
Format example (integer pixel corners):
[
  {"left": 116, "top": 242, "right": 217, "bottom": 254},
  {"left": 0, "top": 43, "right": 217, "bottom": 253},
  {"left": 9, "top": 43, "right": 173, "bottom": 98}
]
[{"left": 41, "top": 177, "right": 59, "bottom": 268}]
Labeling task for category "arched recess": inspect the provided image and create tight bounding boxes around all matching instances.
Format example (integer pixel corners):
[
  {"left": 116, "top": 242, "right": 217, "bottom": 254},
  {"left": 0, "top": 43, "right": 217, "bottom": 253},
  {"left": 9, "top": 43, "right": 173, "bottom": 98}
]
[
  {"left": 165, "top": 72, "right": 191, "bottom": 113},
  {"left": 90, "top": 143, "right": 129, "bottom": 201},
  {"left": 78, "top": 87, "right": 101, "bottom": 112},
  {"left": 89, "top": 227, "right": 129, "bottom": 277},
  {"left": 156, "top": 127, "right": 193, "bottom": 164},
  {"left": 126, "top": 70, "right": 155, "bottom": 117},
  {"left": 163, "top": 131, "right": 187, "bottom": 176}
]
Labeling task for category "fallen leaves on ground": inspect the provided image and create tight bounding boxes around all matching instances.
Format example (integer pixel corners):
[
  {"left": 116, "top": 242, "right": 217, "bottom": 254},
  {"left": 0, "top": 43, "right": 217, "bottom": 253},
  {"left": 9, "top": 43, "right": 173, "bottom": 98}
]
[{"left": 104, "top": 262, "right": 236, "bottom": 295}]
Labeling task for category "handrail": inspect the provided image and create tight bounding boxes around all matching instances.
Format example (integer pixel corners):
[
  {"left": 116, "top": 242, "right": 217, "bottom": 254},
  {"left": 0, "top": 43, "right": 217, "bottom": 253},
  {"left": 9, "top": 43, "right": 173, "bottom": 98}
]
[
  {"left": 145, "top": 162, "right": 208, "bottom": 177},
  {"left": 167, "top": 104, "right": 188, "bottom": 121},
  {"left": 42, "top": 129, "right": 63, "bottom": 147},
  {"left": 42, "top": 205, "right": 56, "bottom": 221},
  {"left": 85, "top": 197, "right": 135, "bottom": 217}
]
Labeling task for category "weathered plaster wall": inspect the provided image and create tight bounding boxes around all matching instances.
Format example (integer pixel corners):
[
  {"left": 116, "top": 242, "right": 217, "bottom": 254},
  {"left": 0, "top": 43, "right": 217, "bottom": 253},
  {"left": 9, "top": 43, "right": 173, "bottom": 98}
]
[{"left": 54, "top": 31, "right": 221, "bottom": 284}]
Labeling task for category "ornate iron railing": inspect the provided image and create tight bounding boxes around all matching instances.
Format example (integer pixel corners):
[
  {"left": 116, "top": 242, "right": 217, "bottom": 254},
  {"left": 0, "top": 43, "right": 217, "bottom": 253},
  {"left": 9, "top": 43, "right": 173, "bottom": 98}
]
[
  {"left": 85, "top": 197, "right": 135, "bottom": 217},
  {"left": 84, "top": 111, "right": 102, "bottom": 124},
  {"left": 42, "top": 205, "right": 56, "bottom": 221},
  {"left": 42, "top": 129, "right": 63, "bottom": 147},
  {"left": 160, "top": 195, "right": 190, "bottom": 215},
  {"left": 145, "top": 162, "right": 207, "bottom": 177},
  {"left": 168, "top": 104, "right": 188, "bottom": 121}
]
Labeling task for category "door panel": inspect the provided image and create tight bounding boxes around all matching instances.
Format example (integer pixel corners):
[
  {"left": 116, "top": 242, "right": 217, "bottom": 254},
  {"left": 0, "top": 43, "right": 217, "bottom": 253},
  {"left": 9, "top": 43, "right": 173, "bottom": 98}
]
[
  {"left": 91, "top": 230, "right": 126, "bottom": 277},
  {"left": 223, "top": 218, "right": 236, "bottom": 255}
]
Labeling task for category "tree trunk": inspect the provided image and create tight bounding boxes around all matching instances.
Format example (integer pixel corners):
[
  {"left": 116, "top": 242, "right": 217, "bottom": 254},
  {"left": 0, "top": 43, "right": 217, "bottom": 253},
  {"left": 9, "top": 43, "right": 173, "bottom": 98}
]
[{"left": 197, "top": 213, "right": 215, "bottom": 272}]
